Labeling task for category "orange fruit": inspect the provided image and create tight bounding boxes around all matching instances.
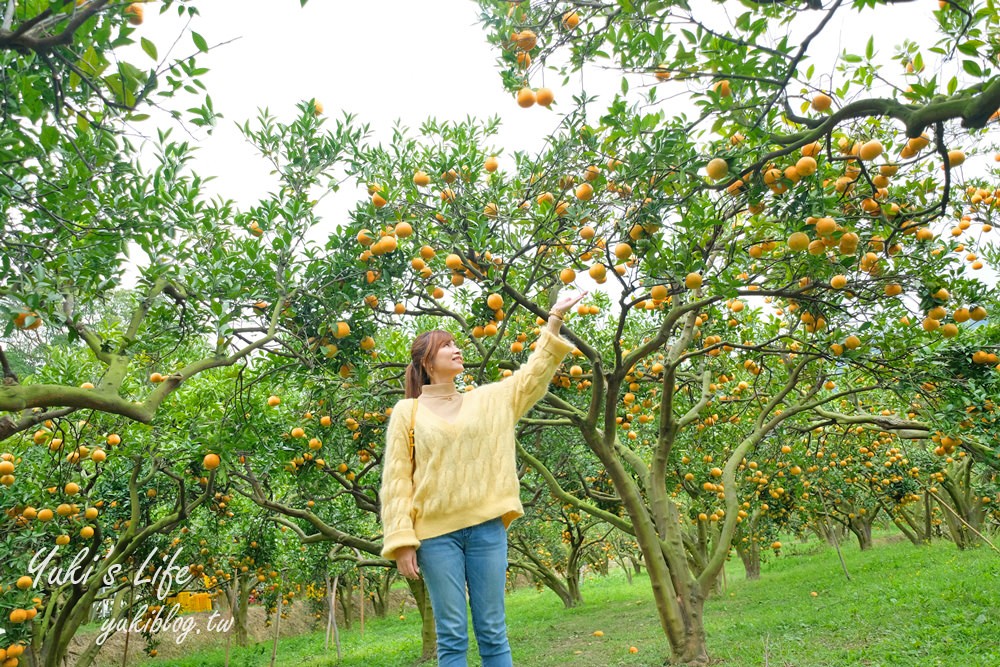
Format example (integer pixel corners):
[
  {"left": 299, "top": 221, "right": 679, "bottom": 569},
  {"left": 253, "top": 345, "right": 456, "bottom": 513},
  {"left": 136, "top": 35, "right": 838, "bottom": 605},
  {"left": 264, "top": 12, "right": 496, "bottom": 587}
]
[
  {"left": 559, "top": 268, "right": 576, "bottom": 284},
  {"left": 650, "top": 284, "right": 668, "bottom": 301},
  {"left": 578, "top": 225, "right": 595, "bottom": 240},
  {"left": 796, "top": 156, "right": 817, "bottom": 176},
  {"left": 372, "top": 193, "right": 387, "bottom": 208},
  {"left": 811, "top": 93, "right": 832, "bottom": 111},
  {"left": 705, "top": 158, "right": 728, "bottom": 181},
  {"left": 712, "top": 80, "right": 731, "bottom": 97},
  {"left": 106, "top": 433, "right": 121, "bottom": 446},
  {"left": 38, "top": 508, "right": 54, "bottom": 522},
  {"left": 562, "top": 10, "right": 580, "bottom": 29},
  {"left": 80, "top": 526, "right": 94, "bottom": 539},
  {"left": 9, "top": 609, "right": 27, "bottom": 624},
  {"left": 575, "top": 182, "right": 594, "bottom": 200},
  {"left": 516, "top": 88, "right": 536, "bottom": 108},
  {"left": 654, "top": 63, "right": 671, "bottom": 80},
  {"left": 55, "top": 534, "right": 70, "bottom": 546},
  {"left": 203, "top": 453, "right": 221, "bottom": 470},
  {"left": 334, "top": 321, "right": 351, "bottom": 339},
  {"left": 487, "top": 293, "right": 504, "bottom": 310},
  {"left": 515, "top": 30, "right": 537, "bottom": 50},
  {"left": 535, "top": 88, "right": 554, "bottom": 107},
  {"left": 814, "top": 217, "right": 836, "bottom": 237},
  {"left": 801, "top": 141, "right": 821, "bottom": 157},
  {"left": 830, "top": 275, "right": 848, "bottom": 289},
  {"left": 124, "top": 3, "right": 143, "bottom": 25},
  {"left": 787, "top": 232, "right": 810, "bottom": 251},
  {"left": 484, "top": 156, "right": 499, "bottom": 172},
  {"left": 91, "top": 449, "right": 107, "bottom": 463},
  {"left": 395, "top": 221, "right": 413, "bottom": 237},
  {"left": 64, "top": 482, "right": 80, "bottom": 495},
  {"left": 16, "top": 576, "right": 32, "bottom": 590},
  {"left": 859, "top": 140, "right": 883, "bottom": 161},
  {"left": 267, "top": 395, "right": 281, "bottom": 407},
  {"left": 290, "top": 427, "right": 306, "bottom": 439},
  {"left": 844, "top": 335, "right": 861, "bottom": 349},
  {"left": 13, "top": 311, "right": 42, "bottom": 330},
  {"left": 445, "top": 253, "right": 464, "bottom": 270},
  {"left": 588, "top": 264, "right": 607, "bottom": 281},
  {"left": 685, "top": 272, "right": 703, "bottom": 290},
  {"left": 614, "top": 243, "right": 633, "bottom": 261},
  {"left": 413, "top": 170, "right": 430, "bottom": 186},
  {"left": 947, "top": 149, "right": 966, "bottom": 166}
]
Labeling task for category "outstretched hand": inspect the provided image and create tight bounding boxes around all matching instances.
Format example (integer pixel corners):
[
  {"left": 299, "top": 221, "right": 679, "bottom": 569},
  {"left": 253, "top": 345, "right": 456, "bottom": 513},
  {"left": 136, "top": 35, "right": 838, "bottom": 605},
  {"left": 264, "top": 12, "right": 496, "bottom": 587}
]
[{"left": 552, "top": 291, "right": 587, "bottom": 317}]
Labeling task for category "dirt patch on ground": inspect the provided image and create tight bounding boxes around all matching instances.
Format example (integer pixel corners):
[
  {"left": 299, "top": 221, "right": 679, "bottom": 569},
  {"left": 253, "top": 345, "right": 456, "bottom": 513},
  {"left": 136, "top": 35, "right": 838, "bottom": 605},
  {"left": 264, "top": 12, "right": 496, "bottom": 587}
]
[{"left": 67, "top": 590, "right": 415, "bottom": 666}]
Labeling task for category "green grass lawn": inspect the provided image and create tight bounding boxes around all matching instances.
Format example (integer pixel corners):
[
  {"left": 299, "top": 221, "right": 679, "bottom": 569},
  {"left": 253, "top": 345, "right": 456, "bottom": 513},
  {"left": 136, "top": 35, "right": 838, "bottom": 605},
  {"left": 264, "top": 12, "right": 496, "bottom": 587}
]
[{"left": 151, "top": 534, "right": 1000, "bottom": 667}]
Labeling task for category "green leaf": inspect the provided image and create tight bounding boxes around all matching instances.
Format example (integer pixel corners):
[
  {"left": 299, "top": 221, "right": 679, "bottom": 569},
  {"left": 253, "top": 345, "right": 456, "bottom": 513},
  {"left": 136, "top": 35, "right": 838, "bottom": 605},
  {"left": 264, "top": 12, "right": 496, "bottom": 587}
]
[
  {"left": 621, "top": 77, "right": 629, "bottom": 96},
  {"left": 865, "top": 36, "right": 874, "bottom": 60},
  {"left": 962, "top": 60, "right": 983, "bottom": 77},
  {"left": 39, "top": 125, "right": 60, "bottom": 151},
  {"left": 192, "top": 31, "right": 209, "bottom": 53},
  {"left": 141, "top": 37, "right": 158, "bottom": 60}
]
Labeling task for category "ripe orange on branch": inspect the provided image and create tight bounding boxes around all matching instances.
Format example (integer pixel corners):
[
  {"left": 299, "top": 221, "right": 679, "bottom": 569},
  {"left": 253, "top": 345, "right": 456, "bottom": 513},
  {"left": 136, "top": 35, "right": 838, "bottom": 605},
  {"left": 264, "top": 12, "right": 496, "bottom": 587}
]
[
  {"left": 516, "top": 88, "right": 536, "bottom": 108},
  {"left": 705, "top": 158, "right": 728, "bottom": 181},
  {"left": 811, "top": 93, "right": 833, "bottom": 111},
  {"left": 124, "top": 3, "right": 144, "bottom": 25},
  {"left": 515, "top": 30, "right": 537, "bottom": 50}
]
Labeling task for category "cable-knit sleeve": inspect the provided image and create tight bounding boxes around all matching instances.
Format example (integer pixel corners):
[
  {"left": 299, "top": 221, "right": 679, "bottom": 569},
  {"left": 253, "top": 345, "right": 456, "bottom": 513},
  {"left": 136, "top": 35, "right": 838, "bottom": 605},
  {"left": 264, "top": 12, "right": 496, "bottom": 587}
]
[
  {"left": 505, "top": 327, "right": 576, "bottom": 420},
  {"left": 379, "top": 399, "right": 420, "bottom": 560}
]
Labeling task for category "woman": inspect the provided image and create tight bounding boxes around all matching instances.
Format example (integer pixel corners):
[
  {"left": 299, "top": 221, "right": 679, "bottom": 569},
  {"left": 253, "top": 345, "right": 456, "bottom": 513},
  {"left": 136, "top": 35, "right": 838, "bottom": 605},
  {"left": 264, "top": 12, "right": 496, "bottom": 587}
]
[{"left": 379, "top": 292, "right": 584, "bottom": 667}]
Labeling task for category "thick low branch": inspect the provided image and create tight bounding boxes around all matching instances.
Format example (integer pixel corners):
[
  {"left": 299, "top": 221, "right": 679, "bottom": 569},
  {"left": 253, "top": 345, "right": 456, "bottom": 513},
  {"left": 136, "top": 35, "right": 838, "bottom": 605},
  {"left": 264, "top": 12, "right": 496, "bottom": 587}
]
[
  {"left": 517, "top": 441, "right": 634, "bottom": 534},
  {"left": 813, "top": 407, "right": 930, "bottom": 438}
]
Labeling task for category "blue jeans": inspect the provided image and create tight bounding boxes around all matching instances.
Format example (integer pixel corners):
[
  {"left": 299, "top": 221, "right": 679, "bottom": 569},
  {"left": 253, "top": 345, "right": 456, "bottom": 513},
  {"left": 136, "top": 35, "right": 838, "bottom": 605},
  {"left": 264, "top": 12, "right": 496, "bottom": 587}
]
[{"left": 417, "top": 517, "right": 513, "bottom": 667}]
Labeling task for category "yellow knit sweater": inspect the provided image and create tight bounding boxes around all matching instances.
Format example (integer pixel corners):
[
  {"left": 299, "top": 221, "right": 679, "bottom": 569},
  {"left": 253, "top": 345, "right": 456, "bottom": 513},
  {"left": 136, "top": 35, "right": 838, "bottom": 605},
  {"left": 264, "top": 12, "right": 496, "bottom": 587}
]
[{"left": 379, "top": 327, "right": 575, "bottom": 560}]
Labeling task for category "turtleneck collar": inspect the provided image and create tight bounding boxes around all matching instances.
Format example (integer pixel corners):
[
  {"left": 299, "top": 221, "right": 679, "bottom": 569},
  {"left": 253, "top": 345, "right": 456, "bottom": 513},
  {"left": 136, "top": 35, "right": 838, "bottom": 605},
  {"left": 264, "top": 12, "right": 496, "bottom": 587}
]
[{"left": 421, "top": 382, "right": 459, "bottom": 398}]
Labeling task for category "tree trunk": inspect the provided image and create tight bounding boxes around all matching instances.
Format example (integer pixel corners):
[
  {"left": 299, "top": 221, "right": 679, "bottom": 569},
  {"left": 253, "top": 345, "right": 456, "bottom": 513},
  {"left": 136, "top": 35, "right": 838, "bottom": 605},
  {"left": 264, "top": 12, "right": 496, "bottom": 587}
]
[
  {"left": 371, "top": 569, "right": 393, "bottom": 618},
  {"left": 336, "top": 580, "right": 353, "bottom": 630},
  {"left": 848, "top": 515, "right": 874, "bottom": 550},
  {"left": 736, "top": 540, "right": 761, "bottom": 580},
  {"left": 233, "top": 573, "right": 253, "bottom": 647},
  {"left": 678, "top": 583, "right": 710, "bottom": 666},
  {"left": 405, "top": 577, "right": 437, "bottom": 661}
]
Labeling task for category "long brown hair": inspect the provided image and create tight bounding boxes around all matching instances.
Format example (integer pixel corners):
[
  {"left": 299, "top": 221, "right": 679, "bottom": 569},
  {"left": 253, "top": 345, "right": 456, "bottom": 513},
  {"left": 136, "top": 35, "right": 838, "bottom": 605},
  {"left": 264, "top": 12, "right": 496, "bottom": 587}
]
[{"left": 405, "top": 330, "right": 456, "bottom": 399}]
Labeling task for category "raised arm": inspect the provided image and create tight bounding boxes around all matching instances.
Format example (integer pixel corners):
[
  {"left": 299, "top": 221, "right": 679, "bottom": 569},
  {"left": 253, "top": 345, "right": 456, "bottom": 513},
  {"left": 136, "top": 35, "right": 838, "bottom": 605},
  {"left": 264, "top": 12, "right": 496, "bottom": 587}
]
[{"left": 507, "top": 292, "right": 586, "bottom": 420}]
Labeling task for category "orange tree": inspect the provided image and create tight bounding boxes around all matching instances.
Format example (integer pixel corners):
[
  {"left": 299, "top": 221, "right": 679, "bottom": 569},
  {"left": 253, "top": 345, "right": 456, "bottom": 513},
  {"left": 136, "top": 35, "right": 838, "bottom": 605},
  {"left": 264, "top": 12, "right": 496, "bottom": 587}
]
[
  {"left": 1, "top": 98, "right": 365, "bottom": 440},
  {"left": 310, "top": 2, "right": 1000, "bottom": 663},
  {"left": 0, "top": 337, "right": 227, "bottom": 667},
  {"left": 510, "top": 434, "right": 617, "bottom": 608}
]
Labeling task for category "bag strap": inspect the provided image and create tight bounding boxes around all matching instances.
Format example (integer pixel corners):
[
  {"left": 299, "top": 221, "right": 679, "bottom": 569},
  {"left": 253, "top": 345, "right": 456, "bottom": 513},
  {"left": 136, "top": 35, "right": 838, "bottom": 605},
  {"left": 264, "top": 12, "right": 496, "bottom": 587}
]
[{"left": 408, "top": 398, "right": 418, "bottom": 474}]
